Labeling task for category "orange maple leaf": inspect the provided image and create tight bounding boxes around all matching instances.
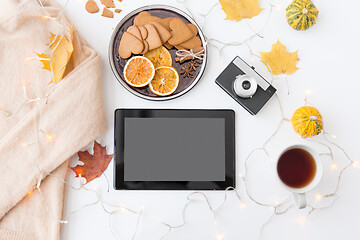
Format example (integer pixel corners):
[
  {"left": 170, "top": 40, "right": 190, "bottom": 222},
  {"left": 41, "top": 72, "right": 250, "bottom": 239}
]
[{"left": 71, "top": 141, "right": 114, "bottom": 184}]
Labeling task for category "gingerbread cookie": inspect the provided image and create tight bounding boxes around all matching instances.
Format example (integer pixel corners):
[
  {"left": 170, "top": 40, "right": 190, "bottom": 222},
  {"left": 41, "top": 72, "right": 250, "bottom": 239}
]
[
  {"left": 164, "top": 42, "right": 173, "bottom": 49},
  {"left": 117, "top": 11, "right": 203, "bottom": 58},
  {"left": 167, "top": 18, "right": 194, "bottom": 46},
  {"left": 178, "top": 36, "right": 202, "bottom": 50},
  {"left": 138, "top": 26, "right": 148, "bottom": 39},
  {"left": 134, "top": 11, "right": 161, "bottom": 26},
  {"left": 150, "top": 22, "right": 171, "bottom": 43},
  {"left": 158, "top": 17, "right": 176, "bottom": 31},
  {"left": 127, "top": 26, "right": 143, "bottom": 41},
  {"left": 144, "top": 24, "right": 162, "bottom": 50},
  {"left": 141, "top": 40, "right": 149, "bottom": 54},
  {"left": 137, "top": 11, "right": 151, "bottom": 17},
  {"left": 119, "top": 32, "right": 144, "bottom": 58},
  {"left": 187, "top": 24, "right": 198, "bottom": 35},
  {"left": 85, "top": 0, "right": 99, "bottom": 13}
]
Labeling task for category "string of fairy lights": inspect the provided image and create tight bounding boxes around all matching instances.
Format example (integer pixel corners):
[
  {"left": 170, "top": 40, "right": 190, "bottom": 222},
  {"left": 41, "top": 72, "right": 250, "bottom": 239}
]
[
  {"left": 0, "top": 0, "right": 358, "bottom": 239},
  {"left": 170, "top": 2, "right": 358, "bottom": 237}
]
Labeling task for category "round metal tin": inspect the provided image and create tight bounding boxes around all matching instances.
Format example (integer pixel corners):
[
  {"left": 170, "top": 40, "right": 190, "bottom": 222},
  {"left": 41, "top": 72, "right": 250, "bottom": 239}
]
[{"left": 109, "top": 5, "right": 207, "bottom": 101}]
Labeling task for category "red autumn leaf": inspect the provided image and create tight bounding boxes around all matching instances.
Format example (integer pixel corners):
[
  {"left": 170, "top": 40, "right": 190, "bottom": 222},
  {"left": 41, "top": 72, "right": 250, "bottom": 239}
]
[{"left": 71, "top": 141, "right": 114, "bottom": 184}]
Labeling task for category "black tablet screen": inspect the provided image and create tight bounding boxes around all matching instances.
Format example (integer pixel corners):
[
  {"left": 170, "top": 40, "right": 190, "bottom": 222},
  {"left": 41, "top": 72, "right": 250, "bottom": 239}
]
[
  {"left": 124, "top": 118, "right": 225, "bottom": 181},
  {"left": 114, "top": 109, "right": 235, "bottom": 190}
]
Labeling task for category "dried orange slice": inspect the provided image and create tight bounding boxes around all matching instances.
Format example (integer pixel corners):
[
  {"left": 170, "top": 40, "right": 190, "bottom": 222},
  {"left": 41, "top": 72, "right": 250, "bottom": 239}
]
[
  {"left": 149, "top": 66, "right": 179, "bottom": 96},
  {"left": 123, "top": 56, "right": 155, "bottom": 87},
  {"left": 143, "top": 46, "right": 172, "bottom": 68}
]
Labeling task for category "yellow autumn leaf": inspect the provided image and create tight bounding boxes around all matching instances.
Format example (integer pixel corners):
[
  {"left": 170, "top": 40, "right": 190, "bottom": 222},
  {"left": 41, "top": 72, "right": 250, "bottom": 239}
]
[
  {"left": 260, "top": 39, "right": 300, "bottom": 75},
  {"left": 219, "top": 0, "right": 264, "bottom": 21},
  {"left": 36, "top": 25, "right": 74, "bottom": 83}
]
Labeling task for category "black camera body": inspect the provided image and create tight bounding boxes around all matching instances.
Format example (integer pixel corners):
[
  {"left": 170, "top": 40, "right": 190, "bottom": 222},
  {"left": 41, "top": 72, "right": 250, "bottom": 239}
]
[{"left": 215, "top": 56, "right": 276, "bottom": 115}]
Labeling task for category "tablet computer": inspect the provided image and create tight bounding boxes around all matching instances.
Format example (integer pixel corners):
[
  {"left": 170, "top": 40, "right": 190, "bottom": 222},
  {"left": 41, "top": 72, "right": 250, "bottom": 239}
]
[{"left": 114, "top": 109, "right": 235, "bottom": 190}]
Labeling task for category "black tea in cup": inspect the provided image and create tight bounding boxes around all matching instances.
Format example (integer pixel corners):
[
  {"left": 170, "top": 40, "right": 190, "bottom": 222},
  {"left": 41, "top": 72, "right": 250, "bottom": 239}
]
[{"left": 277, "top": 148, "right": 317, "bottom": 189}]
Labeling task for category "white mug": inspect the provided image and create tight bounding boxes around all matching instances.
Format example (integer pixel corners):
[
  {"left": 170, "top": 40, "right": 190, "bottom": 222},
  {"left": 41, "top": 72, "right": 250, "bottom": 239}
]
[{"left": 275, "top": 144, "right": 323, "bottom": 209}]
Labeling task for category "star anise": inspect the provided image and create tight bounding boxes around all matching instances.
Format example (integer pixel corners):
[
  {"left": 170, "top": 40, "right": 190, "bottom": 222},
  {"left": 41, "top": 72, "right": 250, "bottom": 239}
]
[
  {"left": 180, "top": 65, "right": 194, "bottom": 78},
  {"left": 180, "top": 60, "right": 199, "bottom": 78},
  {"left": 188, "top": 60, "right": 199, "bottom": 71}
]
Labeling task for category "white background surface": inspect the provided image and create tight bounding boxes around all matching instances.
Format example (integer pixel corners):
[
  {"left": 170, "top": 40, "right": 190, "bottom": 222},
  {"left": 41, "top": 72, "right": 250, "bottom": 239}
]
[{"left": 58, "top": 0, "right": 360, "bottom": 239}]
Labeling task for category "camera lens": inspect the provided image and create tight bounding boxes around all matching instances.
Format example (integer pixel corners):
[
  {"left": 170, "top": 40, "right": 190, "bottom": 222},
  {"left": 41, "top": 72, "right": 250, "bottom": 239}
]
[
  {"left": 242, "top": 80, "right": 251, "bottom": 90},
  {"left": 233, "top": 74, "right": 258, "bottom": 98}
]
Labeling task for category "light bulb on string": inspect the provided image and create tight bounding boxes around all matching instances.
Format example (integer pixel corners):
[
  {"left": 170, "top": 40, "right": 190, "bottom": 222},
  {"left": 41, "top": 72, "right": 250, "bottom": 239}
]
[
  {"left": 78, "top": 174, "right": 84, "bottom": 186},
  {"left": 315, "top": 193, "right": 322, "bottom": 202},
  {"left": 331, "top": 162, "right": 338, "bottom": 170},
  {"left": 118, "top": 206, "right": 127, "bottom": 212},
  {"left": 36, "top": 179, "right": 42, "bottom": 189},
  {"left": 352, "top": 161, "right": 359, "bottom": 168},
  {"left": 216, "top": 234, "right": 224, "bottom": 240},
  {"left": 46, "top": 133, "right": 54, "bottom": 141},
  {"left": 305, "top": 89, "right": 312, "bottom": 97}
]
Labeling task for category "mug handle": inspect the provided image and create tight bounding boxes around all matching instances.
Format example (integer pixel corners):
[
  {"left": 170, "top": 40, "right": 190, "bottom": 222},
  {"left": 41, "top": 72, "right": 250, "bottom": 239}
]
[{"left": 293, "top": 193, "right": 306, "bottom": 209}]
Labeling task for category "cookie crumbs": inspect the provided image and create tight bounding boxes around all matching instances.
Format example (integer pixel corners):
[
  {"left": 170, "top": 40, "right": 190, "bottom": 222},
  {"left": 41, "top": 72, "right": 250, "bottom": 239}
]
[
  {"left": 101, "top": 8, "right": 114, "bottom": 18},
  {"left": 100, "top": 0, "right": 115, "bottom": 8},
  {"left": 85, "top": 0, "right": 99, "bottom": 14}
]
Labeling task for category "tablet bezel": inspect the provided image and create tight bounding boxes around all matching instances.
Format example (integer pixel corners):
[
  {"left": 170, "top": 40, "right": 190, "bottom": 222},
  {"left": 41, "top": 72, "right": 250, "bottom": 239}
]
[{"left": 114, "top": 109, "right": 235, "bottom": 190}]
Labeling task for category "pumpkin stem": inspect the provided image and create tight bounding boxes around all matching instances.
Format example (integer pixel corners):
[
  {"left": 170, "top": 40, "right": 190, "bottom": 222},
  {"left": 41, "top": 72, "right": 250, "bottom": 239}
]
[
  {"left": 302, "top": 8, "right": 309, "bottom": 14},
  {"left": 309, "top": 115, "right": 317, "bottom": 121}
]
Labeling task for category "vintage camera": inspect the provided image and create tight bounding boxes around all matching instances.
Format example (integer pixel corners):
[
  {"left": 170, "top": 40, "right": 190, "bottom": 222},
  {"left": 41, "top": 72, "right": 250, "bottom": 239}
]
[{"left": 215, "top": 56, "right": 276, "bottom": 115}]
